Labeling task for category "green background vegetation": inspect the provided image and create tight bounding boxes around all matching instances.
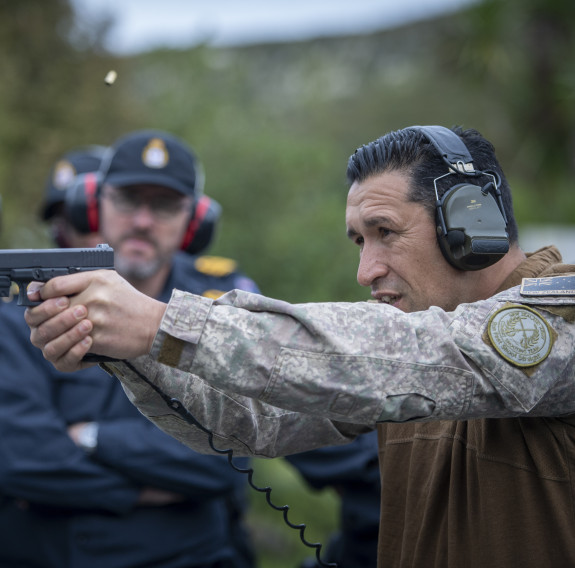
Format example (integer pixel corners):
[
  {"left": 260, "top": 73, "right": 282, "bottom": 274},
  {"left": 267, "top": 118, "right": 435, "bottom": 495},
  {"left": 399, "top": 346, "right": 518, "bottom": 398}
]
[{"left": 1, "top": 1, "right": 574, "bottom": 566}]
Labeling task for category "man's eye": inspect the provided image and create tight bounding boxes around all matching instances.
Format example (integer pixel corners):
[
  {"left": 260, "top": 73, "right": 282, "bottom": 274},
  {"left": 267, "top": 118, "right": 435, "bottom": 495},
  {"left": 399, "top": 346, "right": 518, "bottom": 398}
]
[
  {"left": 355, "top": 237, "right": 364, "bottom": 247},
  {"left": 380, "top": 228, "right": 392, "bottom": 238}
]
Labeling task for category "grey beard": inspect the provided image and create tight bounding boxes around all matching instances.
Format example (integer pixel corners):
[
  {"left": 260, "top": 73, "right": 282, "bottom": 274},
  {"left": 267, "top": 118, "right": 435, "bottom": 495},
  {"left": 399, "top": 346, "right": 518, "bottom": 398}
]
[{"left": 114, "top": 255, "right": 163, "bottom": 281}]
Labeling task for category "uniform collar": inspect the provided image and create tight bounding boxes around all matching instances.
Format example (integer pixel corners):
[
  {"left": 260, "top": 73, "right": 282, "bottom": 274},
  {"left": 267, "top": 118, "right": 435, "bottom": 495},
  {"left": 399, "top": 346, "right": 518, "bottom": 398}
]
[{"left": 496, "top": 246, "right": 566, "bottom": 294}]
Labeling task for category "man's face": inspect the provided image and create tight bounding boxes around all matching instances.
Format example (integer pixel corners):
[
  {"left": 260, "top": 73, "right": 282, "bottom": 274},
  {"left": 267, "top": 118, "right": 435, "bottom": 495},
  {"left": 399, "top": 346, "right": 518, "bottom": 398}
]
[
  {"left": 100, "top": 183, "right": 193, "bottom": 281},
  {"left": 346, "top": 170, "right": 472, "bottom": 313}
]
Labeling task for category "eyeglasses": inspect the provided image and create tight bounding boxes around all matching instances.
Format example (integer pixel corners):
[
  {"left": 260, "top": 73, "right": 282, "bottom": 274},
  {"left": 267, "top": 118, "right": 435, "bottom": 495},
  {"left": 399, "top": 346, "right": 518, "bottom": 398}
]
[{"left": 103, "top": 187, "right": 191, "bottom": 220}]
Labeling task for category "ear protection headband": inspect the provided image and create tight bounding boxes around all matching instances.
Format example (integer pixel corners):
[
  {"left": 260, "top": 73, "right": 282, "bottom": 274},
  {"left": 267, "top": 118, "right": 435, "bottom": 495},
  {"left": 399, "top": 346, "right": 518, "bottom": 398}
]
[
  {"left": 64, "top": 155, "right": 220, "bottom": 256},
  {"left": 409, "top": 125, "right": 509, "bottom": 271}
]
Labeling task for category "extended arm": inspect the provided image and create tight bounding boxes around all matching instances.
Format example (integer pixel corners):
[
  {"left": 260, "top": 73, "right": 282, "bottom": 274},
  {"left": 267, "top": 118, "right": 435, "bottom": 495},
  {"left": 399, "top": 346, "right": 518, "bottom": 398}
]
[{"left": 25, "top": 271, "right": 575, "bottom": 458}]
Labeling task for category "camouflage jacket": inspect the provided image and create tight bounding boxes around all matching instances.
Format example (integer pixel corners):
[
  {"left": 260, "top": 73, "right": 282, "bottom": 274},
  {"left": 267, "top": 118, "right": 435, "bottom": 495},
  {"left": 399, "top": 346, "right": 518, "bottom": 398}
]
[{"left": 103, "top": 270, "right": 575, "bottom": 458}]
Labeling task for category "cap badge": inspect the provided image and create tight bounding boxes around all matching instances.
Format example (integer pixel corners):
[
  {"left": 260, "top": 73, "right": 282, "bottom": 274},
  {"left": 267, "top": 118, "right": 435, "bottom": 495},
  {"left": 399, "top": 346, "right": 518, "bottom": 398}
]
[
  {"left": 488, "top": 305, "right": 553, "bottom": 367},
  {"left": 52, "top": 160, "right": 76, "bottom": 190},
  {"left": 142, "top": 138, "right": 169, "bottom": 169}
]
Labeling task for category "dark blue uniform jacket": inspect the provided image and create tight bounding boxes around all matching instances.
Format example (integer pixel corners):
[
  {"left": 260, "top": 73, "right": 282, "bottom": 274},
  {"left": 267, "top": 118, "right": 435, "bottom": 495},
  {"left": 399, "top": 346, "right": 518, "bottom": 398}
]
[{"left": 0, "top": 253, "right": 259, "bottom": 568}]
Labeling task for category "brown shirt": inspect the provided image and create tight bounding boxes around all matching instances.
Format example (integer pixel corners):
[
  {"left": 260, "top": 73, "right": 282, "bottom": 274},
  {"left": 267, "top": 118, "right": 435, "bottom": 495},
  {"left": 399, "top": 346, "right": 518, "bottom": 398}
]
[{"left": 377, "top": 246, "right": 575, "bottom": 567}]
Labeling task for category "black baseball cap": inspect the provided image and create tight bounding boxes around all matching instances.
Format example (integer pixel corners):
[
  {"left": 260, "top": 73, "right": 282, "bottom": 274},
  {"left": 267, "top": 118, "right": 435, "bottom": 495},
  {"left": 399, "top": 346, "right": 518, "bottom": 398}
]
[
  {"left": 41, "top": 146, "right": 108, "bottom": 220},
  {"left": 103, "top": 130, "right": 203, "bottom": 197}
]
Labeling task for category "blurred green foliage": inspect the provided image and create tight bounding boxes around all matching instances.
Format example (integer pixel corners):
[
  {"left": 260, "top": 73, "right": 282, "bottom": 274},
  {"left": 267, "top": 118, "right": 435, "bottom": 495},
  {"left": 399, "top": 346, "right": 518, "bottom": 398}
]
[{"left": 1, "top": 1, "right": 574, "bottom": 565}]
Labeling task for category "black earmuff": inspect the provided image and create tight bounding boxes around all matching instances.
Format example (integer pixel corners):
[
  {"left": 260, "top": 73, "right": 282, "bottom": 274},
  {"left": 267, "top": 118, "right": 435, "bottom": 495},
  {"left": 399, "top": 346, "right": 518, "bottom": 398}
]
[
  {"left": 64, "top": 161, "right": 219, "bottom": 256},
  {"left": 409, "top": 125, "right": 509, "bottom": 271}
]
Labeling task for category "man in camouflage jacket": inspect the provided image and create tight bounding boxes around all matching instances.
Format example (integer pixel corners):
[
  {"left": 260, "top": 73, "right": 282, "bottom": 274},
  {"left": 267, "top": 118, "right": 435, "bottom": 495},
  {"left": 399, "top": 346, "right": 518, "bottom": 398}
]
[{"left": 26, "top": 126, "right": 575, "bottom": 567}]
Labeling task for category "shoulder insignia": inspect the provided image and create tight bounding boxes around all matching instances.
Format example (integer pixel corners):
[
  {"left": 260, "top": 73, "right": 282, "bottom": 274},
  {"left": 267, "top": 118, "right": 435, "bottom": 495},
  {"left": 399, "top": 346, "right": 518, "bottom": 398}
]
[
  {"left": 487, "top": 304, "right": 554, "bottom": 368},
  {"left": 202, "top": 289, "right": 225, "bottom": 300},
  {"left": 520, "top": 275, "right": 575, "bottom": 296},
  {"left": 195, "top": 256, "right": 237, "bottom": 277}
]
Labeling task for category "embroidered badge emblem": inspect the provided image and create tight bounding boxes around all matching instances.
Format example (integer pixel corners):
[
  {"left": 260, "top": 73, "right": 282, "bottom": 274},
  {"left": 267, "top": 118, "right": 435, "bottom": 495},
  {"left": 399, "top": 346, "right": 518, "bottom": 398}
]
[
  {"left": 488, "top": 305, "right": 553, "bottom": 367},
  {"left": 142, "top": 138, "right": 169, "bottom": 169}
]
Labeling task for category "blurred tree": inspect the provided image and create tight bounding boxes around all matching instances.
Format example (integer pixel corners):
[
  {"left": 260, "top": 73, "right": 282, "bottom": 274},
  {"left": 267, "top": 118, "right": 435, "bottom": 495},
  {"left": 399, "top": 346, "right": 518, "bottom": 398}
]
[
  {"left": 442, "top": 0, "right": 575, "bottom": 220},
  {"left": 0, "top": 0, "right": 141, "bottom": 247}
]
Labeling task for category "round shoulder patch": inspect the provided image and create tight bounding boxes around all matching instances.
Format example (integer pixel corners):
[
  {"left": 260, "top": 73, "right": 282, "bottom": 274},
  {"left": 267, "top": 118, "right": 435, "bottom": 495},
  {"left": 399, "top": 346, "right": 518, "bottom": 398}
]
[
  {"left": 194, "top": 256, "right": 237, "bottom": 277},
  {"left": 488, "top": 305, "right": 554, "bottom": 367}
]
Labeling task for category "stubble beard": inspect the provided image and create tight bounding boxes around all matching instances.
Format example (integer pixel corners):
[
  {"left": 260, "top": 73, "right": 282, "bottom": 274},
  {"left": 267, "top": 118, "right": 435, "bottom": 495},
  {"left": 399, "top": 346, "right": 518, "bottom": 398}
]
[
  {"left": 111, "top": 231, "right": 168, "bottom": 282},
  {"left": 114, "top": 252, "right": 164, "bottom": 282}
]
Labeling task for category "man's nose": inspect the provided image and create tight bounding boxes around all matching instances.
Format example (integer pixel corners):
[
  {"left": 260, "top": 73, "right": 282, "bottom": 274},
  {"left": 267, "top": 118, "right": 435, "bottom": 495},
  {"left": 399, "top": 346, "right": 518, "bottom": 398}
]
[
  {"left": 130, "top": 203, "right": 156, "bottom": 227},
  {"left": 357, "top": 244, "right": 388, "bottom": 287}
]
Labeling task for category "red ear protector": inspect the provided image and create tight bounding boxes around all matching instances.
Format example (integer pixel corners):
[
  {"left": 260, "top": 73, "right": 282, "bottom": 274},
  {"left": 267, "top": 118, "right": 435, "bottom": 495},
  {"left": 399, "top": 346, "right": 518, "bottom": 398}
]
[
  {"left": 64, "top": 171, "right": 102, "bottom": 235},
  {"left": 64, "top": 173, "right": 220, "bottom": 255},
  {"left": 180, "top": 195, "right": 221, "bottom": 255}
]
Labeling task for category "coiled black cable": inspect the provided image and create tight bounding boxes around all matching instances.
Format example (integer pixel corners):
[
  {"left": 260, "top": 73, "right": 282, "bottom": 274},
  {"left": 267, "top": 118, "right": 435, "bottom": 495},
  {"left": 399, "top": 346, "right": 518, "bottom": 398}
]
[{"left": 120, "top": 359, "right": 337, "bottom": 568}]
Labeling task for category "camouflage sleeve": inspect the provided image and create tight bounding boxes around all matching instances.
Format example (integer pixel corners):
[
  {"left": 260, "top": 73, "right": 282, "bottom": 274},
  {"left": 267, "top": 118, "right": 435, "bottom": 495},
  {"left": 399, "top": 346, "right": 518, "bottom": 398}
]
[
  {"left": 105, "top": 284, "right": 575, "bottom": 457},
  {"left": 153, "top": 286, "right": 575, "bottom": 421},
  {"left": 103, "top": 356, "right": 371, "bottom": 458}
]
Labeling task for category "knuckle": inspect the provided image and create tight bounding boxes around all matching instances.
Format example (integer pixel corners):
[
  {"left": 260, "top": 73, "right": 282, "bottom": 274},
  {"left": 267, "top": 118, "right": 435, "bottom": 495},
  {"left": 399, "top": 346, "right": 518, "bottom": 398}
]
[
  {"left": 42, "top": 341, "right": 58, "bottom": 362},
  {"left": 29, "top": 331, "right": 41, "bottom": 349},
  {"left": 47, "top": 277, "right": 67, "bottom": 297},
  {"left": 32, "top": 325, "right": 49, "bottom": 348}
]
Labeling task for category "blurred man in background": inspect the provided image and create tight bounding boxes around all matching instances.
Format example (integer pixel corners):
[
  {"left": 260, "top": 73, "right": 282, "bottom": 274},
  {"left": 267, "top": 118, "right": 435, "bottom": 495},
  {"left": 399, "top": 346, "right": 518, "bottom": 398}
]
[
  {"left": 0, "top": 135, "right": 381, "bottom": 568},
  {"left": 39, "top": 145, "right": 108, "bottom": 249},
  {"left": 0, "top": 133, "right": 258, "bottom": 568}
]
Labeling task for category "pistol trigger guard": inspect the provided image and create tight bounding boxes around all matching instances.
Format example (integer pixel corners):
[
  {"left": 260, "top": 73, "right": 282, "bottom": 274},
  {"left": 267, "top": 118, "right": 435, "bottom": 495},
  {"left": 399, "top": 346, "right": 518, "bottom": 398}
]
[{"left": 17, "top": 282, "right": 39, "bottom": 307}]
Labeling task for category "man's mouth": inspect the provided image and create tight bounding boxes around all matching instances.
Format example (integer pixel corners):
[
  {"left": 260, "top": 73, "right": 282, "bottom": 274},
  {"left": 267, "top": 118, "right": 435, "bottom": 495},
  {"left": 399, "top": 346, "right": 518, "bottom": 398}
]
[
  {"left": 378, "top": 295, "right": 399, "bottom": 305},
  {"left": 122, "top": 236, "right": 155, "bottom": 250}
]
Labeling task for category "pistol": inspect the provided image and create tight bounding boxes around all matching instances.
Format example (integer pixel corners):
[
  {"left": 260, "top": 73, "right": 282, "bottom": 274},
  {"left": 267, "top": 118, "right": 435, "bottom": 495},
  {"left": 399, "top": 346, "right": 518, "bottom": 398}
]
[{"left": 0, "top": 243, "right": 114, "bottom": 306}]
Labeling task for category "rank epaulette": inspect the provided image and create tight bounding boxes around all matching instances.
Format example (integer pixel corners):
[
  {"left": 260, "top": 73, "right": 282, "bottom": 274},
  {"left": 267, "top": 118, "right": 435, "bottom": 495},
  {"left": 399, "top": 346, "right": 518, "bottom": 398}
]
[
  {"left": 202, "top": 289, "right": 226, "bottom": 300},
  {"left": 194, "top": 256, "right": 238, "bottom": 278}
]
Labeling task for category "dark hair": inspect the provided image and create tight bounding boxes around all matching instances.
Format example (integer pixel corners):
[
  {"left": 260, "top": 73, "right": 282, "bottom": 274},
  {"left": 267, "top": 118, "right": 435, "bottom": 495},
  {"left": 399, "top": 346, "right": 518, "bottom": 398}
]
[{"left": 346, "top": 126, "right": 519, "bottom": 243}]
